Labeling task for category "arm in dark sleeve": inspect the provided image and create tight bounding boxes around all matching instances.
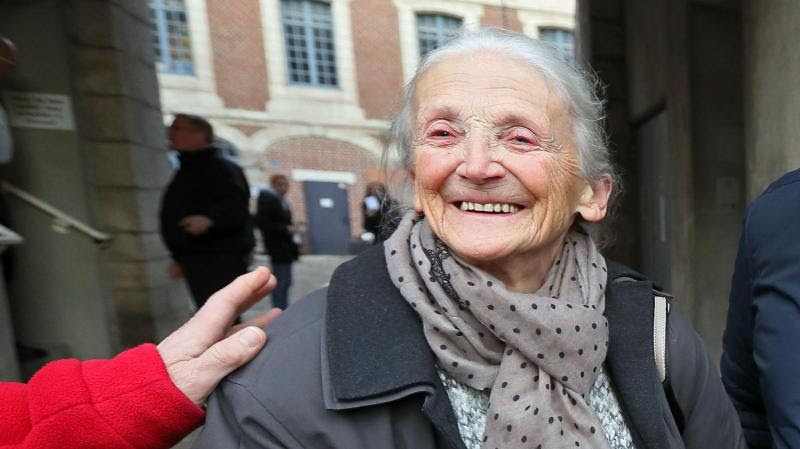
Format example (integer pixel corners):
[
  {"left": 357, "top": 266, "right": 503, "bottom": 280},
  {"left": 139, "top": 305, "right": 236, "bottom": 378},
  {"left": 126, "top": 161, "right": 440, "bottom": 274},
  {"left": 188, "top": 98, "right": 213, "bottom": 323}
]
[
  {"left": 0, "top": 344, "right": 204, "bottom": 449},
  {"left": 721, "top": 215, "right": 770, "bottom": 448},
  {"left": 204, "top": 163, "right": 252, "bottom": 232},
  {"left": 255, "top": 192, "right": 291, "bottom": 236},
  {"left": 193, "top": 380, "right": 302, "bottom": 449},
  {"left": 746, "top": 184, "right": 800, "bottom": 449},
  {"left": 669, "top": 311, "right": 747, "bottom": 449}
]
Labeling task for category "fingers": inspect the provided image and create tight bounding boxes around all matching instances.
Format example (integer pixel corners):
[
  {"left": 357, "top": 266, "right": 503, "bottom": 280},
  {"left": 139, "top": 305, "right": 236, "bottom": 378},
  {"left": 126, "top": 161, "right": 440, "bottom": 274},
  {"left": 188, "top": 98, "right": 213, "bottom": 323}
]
[
  {"left": 179, "top": 267, "right": 275, "bottom": 350},
  {"left": 177, "top": 326, "right": 267, "bottom": 406},
  {"left": 225, "top": 307, "right": 282, "bottom": 338}
]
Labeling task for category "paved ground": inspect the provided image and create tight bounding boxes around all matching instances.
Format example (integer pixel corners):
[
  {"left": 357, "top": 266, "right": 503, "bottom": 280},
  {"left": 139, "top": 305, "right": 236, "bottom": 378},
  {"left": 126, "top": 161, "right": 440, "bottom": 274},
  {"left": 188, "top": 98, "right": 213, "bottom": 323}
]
[
  {"left": 172, "top": 253, "right": 353, "bottom": 448},
  {"left": 241, "top": 253, "right": 353, "bottom": 320}
]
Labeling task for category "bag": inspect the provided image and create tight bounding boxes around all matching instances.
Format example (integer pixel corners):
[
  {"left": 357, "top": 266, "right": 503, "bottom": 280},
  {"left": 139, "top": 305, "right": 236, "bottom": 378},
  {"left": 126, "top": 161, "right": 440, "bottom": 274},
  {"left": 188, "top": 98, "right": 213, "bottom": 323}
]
[
  {"left": 613, "top": 275, "right": 686, "bottom": 434},
  {"left": 653, "top": 291, "right": 686, "bottom": 434}
]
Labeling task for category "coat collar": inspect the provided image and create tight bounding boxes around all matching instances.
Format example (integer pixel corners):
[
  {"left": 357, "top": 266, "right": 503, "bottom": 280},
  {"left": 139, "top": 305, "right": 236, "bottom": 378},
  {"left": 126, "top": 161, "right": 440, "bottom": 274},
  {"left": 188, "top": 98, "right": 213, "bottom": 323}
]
[
  {"left": 323, "top": 244, "right": 465, "bottom": 449},
  {"left": 323, "top": 246, "right": 672, "bottom": 449}
]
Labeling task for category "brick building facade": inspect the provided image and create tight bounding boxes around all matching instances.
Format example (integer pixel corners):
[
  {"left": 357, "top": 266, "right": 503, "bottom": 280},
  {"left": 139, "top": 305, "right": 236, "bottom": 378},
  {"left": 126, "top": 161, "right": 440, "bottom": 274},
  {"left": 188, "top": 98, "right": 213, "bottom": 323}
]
[{"left": 152, "top": 0, "right": 575, "bottom": 252}]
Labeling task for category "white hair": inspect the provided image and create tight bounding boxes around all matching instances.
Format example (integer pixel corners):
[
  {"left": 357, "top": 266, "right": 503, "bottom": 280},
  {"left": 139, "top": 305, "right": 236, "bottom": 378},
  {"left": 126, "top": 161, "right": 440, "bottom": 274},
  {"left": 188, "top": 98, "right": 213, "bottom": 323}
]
[{"left": 388, "top": 28, "right": 617, "bottom": 191}]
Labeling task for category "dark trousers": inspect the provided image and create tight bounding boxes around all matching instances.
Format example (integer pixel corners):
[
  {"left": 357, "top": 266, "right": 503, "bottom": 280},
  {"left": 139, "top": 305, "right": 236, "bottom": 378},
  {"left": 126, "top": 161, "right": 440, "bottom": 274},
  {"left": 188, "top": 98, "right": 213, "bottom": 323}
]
[
  {"left": 178, "top": 252, "right": 250, "bottom": 309},
  {"left": 270, "top": 261, "right": 293, "bottom": 310}
]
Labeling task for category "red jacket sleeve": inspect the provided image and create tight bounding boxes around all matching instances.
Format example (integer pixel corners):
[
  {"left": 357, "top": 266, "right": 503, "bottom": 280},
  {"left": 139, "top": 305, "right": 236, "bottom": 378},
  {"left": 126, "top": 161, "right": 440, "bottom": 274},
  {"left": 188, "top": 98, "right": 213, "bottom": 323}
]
[{"left": 0, "top": 344, "right": 205, "bottom": 449}]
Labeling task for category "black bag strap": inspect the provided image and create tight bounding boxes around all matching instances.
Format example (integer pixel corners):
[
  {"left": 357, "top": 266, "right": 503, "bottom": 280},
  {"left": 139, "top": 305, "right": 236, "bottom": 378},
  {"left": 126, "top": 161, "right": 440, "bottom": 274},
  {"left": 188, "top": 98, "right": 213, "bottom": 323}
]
[{"left": 612, "top": 275, "right": 686, "bottom": 434}]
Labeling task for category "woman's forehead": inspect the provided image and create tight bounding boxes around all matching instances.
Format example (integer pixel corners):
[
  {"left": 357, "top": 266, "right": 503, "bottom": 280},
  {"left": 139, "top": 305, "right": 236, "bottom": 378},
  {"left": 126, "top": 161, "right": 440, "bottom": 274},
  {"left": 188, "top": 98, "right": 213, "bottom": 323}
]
[{"left": 412, "top": 52, "right": 569, "bottom": 125}]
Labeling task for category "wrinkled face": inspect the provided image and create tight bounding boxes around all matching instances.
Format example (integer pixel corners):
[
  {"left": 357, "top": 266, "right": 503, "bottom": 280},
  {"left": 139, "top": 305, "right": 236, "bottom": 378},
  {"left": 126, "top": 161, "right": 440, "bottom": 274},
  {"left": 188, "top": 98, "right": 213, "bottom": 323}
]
[{"left": 411, "top": 51, "right": 609, "bottom": 277}]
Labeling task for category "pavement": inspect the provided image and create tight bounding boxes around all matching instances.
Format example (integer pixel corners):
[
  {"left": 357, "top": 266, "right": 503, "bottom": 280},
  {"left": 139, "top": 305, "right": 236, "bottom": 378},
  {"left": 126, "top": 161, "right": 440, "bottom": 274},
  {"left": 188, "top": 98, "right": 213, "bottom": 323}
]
[
  {"left": 241, "top": 253, "right": 353, "bottom": 320},
  {"left": 172, "top": 252, "right": 353, "bottom": 448}
]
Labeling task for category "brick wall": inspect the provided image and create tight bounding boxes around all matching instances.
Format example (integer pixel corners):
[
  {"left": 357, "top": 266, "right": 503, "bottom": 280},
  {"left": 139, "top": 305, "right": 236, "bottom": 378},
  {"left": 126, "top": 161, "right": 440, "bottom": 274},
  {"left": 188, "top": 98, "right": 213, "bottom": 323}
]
[
  {"left": 351, "top": 0, "right": 405, "bottom": 119},
  {"left": 262, "top": 137, "right": 381, "bottom": 241},
  {"left": 481, "top": 5, "right": 524, "bottom": 32},
  {"left": 207, "top": 0, "right": 268, "bottom": 109}
]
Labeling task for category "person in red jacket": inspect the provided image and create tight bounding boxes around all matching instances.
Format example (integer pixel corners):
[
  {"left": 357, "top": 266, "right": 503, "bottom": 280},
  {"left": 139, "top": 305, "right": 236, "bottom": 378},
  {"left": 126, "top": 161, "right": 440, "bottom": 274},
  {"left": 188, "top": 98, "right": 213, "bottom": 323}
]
[{"left": 0, "top": 266, "right": 281, "bottom": 449}]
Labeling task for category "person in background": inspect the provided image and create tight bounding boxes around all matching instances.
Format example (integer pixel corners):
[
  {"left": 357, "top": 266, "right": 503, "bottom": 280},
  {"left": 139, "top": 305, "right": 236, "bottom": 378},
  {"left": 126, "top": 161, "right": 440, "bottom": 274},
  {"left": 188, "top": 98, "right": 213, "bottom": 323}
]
[
  {"left": 0, "top": 36, "right": 15, "bottom": 164},
  {"left": 0, "top": 267, "right": 281, "bottom": 449},
  {"left": 721, "top": 168, "right": 800, "bottom": 449},
  {"left": 254, "top": 174, "right": 298, "bottom": 310},
  {"left": 0, "top": 37, "right": 17, "bottom": 285},
  {"left": 361, "top": 181, "right": 396, "bottom": 242},
  {"left": 159, "top": 113, "right": 255, "bottom": 309}
]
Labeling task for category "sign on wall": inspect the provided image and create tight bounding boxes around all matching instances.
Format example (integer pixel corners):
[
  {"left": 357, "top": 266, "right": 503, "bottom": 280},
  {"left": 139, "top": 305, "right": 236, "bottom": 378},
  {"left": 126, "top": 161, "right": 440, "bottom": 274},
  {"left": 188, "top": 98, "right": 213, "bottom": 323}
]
[{"left": 2, "top": 91, "right": 75, "bottom": 131}]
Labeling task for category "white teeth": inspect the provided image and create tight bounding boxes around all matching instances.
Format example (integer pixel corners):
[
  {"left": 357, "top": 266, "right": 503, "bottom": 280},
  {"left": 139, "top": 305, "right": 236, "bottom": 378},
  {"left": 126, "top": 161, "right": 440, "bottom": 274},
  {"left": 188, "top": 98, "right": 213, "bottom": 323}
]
[{"left": 458, "top": 201, "right": 520, "bottom": 214}]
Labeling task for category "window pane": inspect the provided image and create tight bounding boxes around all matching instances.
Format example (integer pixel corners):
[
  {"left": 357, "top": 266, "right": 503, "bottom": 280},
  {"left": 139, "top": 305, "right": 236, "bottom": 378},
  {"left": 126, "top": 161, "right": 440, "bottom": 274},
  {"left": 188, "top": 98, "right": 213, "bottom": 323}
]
[
  {"left": 539, "top": 28, "right": 575, "bottom": 63},
  {"left": 149, "top": 0, "right": 195, "bottom": 75},
  {"left": 416, "top": 13, "right": 463, "bottom": 58},
  {"left": 281, "top": 0, "right": 338, "bottom": 87}
]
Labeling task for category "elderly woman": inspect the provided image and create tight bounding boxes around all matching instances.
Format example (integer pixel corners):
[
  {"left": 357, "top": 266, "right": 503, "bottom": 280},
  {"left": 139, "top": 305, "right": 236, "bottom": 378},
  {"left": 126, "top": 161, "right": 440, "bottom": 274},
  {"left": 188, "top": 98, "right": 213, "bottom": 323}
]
[{"left": 195, "top": 30, "right": 744, "bottom": 449}]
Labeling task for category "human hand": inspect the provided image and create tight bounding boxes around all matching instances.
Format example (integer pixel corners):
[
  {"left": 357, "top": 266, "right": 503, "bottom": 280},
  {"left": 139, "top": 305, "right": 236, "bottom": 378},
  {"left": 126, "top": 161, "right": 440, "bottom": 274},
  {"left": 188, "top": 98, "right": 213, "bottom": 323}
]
[
  {"left": 157, "top": 267, "right": 281, "bottom": 406},
  {"left": 180, "top": 215, "right": 213, "bottom": 235},
  {"left": 167, "top": 262, "right": 183, "bottom": 279}
]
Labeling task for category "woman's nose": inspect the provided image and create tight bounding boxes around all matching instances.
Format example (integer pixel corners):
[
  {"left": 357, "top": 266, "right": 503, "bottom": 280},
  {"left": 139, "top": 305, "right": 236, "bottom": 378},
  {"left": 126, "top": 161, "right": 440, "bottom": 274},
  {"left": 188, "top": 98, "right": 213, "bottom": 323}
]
[{"left": 456, "top": 136, "right": 506, "bottom": 183}]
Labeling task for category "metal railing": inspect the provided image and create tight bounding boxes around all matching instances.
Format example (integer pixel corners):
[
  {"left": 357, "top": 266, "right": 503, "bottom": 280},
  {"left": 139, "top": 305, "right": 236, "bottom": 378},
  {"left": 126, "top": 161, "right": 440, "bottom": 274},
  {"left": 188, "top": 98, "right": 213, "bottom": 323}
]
[{"left": 1, "top": 181, "right": 112, "bottom": 245}]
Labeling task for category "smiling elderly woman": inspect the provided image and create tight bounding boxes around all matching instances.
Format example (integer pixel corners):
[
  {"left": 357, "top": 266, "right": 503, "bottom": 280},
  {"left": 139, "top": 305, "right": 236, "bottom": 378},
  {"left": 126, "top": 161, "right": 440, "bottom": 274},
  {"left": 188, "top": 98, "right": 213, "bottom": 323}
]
[{"left": 194, "top": 30, "right": 745, "bottom": 449}]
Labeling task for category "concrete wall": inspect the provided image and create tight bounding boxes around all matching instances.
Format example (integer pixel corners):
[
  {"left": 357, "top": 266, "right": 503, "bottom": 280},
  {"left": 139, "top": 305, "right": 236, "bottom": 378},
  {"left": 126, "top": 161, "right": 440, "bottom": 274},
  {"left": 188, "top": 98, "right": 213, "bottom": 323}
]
[
  {"left": 583, "top": 0, "right": 745, "bottom": 359},
  {"left": 0, "top": 0, "right": 192, "bottom": 378},
  {"left": 0, "top": 0, "right": 116, "bottom": 366},
  {"left": 687, "top": 4, "right": 744, "bottom": 359},
  {"left": 742, "top": 0, "right": 800, "bottom": 198}
]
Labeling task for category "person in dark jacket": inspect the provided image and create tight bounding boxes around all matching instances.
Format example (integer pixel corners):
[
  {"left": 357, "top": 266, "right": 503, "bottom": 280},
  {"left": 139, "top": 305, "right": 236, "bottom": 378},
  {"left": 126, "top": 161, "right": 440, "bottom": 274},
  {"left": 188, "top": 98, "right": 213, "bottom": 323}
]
[
  {"left": 721, "top": 168, "right": 800, "bottom": 449},
  {"left": 362, "top": 181, "right": 397, "bottom": 242},
  {"left": 195, "top": 30, "right": 744, "bottom": 449},
  {"left": 254, "top": 174, "right": 298, "bottom": 310},
  {"left": 160, "top": 113, "right": 254, "bottom": 308}
]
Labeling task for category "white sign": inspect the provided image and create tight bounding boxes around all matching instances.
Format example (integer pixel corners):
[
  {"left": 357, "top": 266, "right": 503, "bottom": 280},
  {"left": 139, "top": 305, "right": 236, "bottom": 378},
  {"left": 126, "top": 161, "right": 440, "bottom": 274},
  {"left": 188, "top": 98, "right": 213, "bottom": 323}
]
[
  {"left": 319, "top": 198, "right": 334, "bottom": 208},
  {"left": 2, "top": 91, "right": 75, "bottom": 130}
]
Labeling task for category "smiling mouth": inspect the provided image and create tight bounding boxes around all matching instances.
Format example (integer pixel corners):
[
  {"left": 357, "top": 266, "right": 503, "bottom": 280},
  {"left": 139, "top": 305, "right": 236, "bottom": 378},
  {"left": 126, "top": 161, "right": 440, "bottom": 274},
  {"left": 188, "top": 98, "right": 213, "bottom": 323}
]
[{"left": 457, "top": 201, "right": 521, "bottom": 213}]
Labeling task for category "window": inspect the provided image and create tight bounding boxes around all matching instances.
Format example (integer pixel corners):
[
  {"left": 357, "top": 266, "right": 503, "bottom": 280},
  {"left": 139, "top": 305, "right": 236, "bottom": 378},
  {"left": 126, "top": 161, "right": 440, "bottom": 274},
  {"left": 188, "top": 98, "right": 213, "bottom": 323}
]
[
  {"left": 281, "top": 0, "right": 338, "bottom": 87},
  {"left": 539, "top": 28, "right": 574, "bottom": 63},
  {"left": 150, "top": 0, "right": 195, "bottom": 75},
  {"left": 416, "top": 14, "right": 462, "bottom": 57}
]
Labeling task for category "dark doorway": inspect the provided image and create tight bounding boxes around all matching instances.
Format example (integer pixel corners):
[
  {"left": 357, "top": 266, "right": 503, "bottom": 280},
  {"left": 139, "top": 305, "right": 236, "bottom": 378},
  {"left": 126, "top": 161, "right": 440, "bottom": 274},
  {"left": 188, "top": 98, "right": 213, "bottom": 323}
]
[{"left": 303, "top": 181, "right": 351, "bottom": 254}]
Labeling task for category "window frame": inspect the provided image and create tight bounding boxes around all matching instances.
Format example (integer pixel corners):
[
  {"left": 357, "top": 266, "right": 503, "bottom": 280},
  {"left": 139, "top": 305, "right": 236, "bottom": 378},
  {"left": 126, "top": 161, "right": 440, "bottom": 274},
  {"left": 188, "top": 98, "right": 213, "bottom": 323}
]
[
  {"left": 394, "top": 0, "right": 483, "bottom": 83},
  {"left": 281, "top": 0, "right": 339, "bottom": 88},
  {"left": 150, "top": 0, "right": 196, "bottom": 76},
  {"left": 537, "top": 27, "right": 575, "bottom": 63},
  {"left": 415, "top": 13, "right": 463, "bottom": 58}
]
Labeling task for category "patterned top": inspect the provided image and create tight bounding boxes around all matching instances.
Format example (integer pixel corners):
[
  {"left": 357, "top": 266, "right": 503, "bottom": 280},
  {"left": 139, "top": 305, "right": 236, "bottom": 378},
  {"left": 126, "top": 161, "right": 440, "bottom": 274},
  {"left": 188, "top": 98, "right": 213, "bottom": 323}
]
[{"left": 438, "top": 365, "right": 638, "bottom": 449}]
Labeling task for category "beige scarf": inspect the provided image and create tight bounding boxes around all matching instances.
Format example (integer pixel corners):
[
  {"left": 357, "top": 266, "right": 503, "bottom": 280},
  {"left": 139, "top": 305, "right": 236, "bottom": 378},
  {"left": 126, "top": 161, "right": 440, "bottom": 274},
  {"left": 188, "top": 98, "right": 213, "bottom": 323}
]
[{"left": 385, "top": 212, "right": 611, "bottom": 449}]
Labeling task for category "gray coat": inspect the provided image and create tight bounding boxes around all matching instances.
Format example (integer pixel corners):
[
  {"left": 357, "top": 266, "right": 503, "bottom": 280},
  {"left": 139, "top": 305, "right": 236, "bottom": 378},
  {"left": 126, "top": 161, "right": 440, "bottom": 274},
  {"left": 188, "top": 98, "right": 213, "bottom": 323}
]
[{"left": 194, "top": 245, "right": 746, "bottom": 449}]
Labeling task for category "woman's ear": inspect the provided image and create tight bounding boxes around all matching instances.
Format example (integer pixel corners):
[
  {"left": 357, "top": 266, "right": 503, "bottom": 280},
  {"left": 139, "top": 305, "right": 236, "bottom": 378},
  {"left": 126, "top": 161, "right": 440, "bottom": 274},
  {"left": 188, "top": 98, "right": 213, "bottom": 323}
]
[{"left": 575, "top": 175, "right": 612, "bottom": 222}]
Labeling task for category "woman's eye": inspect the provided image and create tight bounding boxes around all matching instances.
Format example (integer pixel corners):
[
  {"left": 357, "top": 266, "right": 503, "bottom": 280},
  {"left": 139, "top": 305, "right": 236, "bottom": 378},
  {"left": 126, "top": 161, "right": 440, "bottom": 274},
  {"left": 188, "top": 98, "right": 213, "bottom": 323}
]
[
  {"left": 433, "top": 130, "right": 451, "bottom": 137},
  {"left": 506, "top": 129, "right": 538, "bottom": 147}
]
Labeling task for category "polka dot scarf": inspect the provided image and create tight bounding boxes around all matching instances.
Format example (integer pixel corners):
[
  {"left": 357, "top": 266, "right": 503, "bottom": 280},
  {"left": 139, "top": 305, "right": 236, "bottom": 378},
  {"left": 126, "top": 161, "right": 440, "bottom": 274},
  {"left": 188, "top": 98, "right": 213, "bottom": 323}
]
[{"left": 385, "top": 212, "right": 611, "bottom": 449}]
